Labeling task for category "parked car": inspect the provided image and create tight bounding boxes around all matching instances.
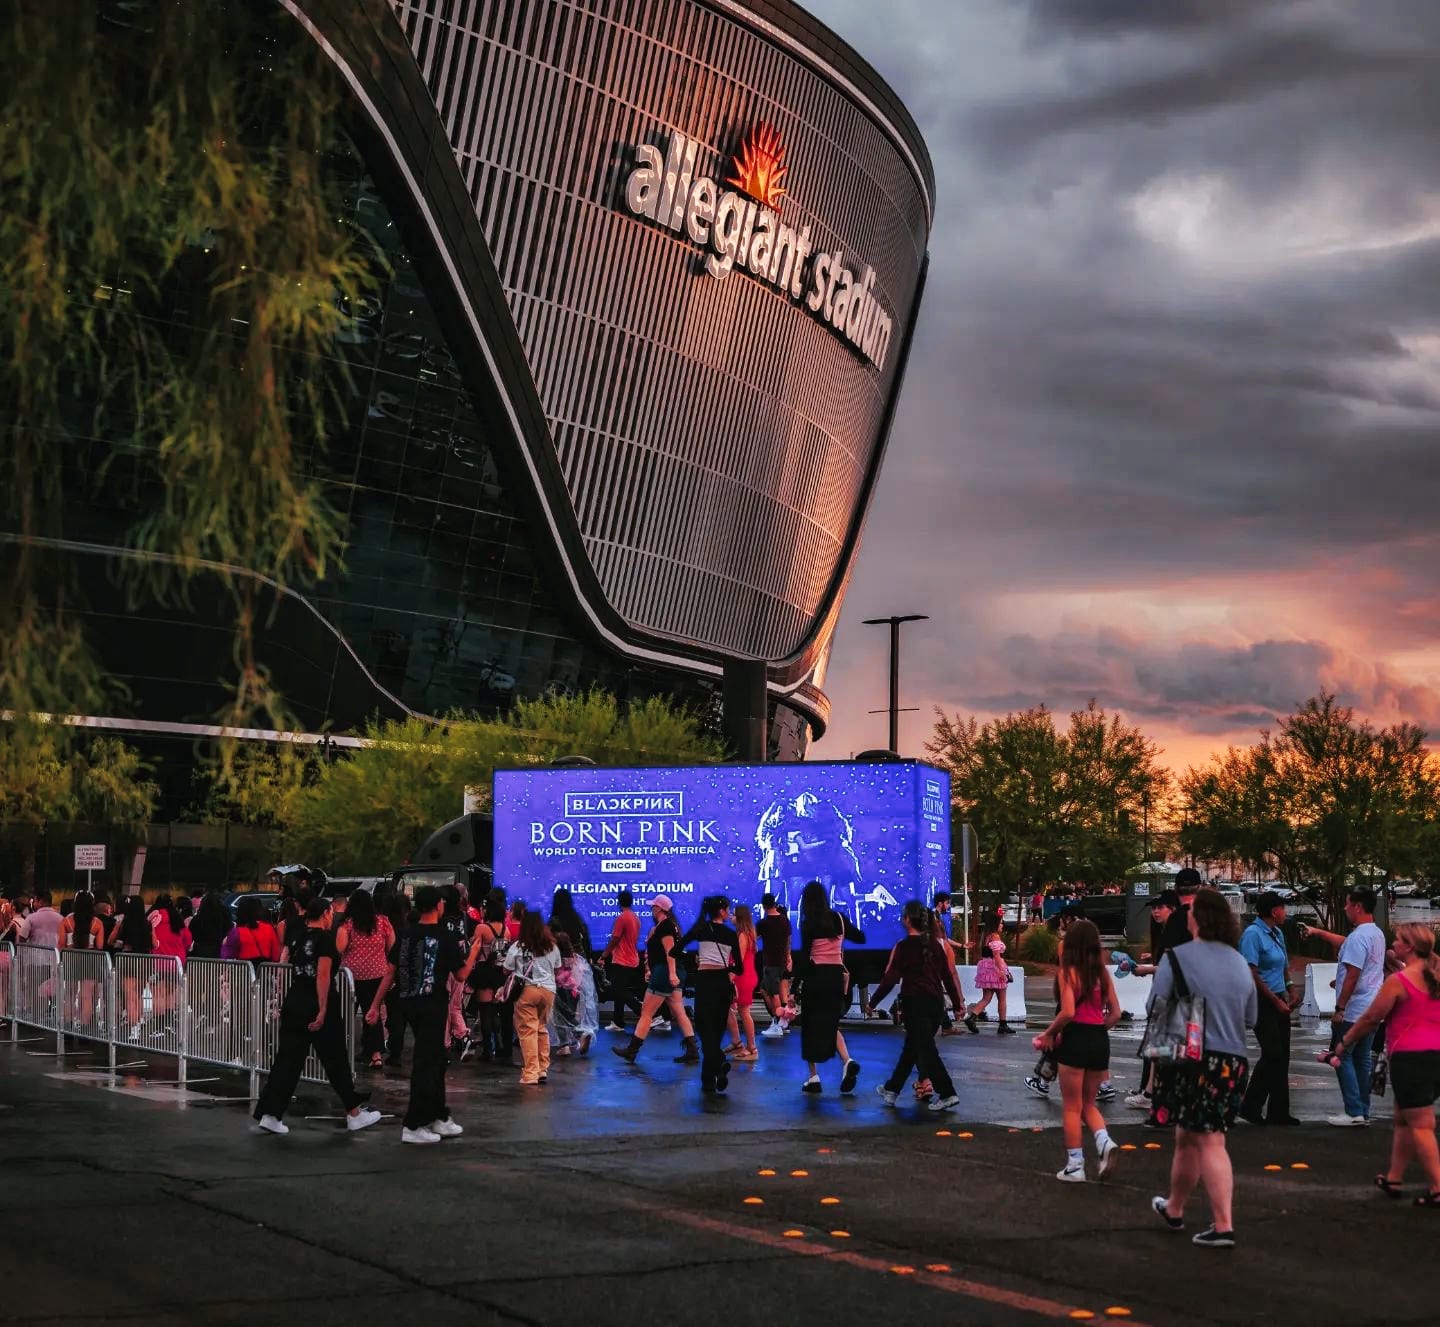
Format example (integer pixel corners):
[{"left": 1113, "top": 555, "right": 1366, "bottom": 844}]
[{"left": 220, "top": 889, "right": 283, "bottom": 920}]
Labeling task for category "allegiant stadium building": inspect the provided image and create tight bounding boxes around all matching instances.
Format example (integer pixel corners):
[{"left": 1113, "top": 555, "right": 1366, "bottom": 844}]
[{"left": 48, "top": 0, "right": 934, "bottom": 765}]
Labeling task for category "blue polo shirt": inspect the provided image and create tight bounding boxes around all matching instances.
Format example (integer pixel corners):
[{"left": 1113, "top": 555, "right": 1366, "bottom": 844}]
[{"left": 1239, "top": 918, "right": 1288, "bottom": 995}]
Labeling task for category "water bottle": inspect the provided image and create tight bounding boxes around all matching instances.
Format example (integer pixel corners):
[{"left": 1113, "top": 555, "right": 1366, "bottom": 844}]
[{"left": 1184, "top": 1015, "right": 1203, "bottom": 1061}]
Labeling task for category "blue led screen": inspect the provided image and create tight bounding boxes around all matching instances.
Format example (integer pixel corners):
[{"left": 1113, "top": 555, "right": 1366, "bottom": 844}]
[{"left": 491, "top": 761, "right": 951, "bottom": 950}]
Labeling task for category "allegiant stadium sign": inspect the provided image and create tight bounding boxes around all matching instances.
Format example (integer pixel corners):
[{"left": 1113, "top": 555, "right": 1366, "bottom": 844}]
[{"left": 622, "top": 124, "right": 894, "bottom": 372}]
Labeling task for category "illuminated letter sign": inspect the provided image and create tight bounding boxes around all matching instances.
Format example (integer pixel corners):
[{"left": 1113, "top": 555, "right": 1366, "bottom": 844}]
[{"left": 622, "top": 125, "right": 894, "bottom": 372}]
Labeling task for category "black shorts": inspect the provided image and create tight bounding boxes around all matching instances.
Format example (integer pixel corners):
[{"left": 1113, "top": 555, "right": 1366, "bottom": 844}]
[
  {"left": 1056, "top": 1023, "right": 1110, "bottom": 1072},
  {"left": 1390, "top": 1051, "right": 1440, "bottom": 1110},
  {"left": 761, "top": 965, "right": 790, "bottom": 996}
]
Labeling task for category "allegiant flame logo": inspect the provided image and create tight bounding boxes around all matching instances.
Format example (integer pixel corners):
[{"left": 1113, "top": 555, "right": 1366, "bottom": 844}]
[{"left": 727, "top": 123, "right": 787, "bottom": 211}]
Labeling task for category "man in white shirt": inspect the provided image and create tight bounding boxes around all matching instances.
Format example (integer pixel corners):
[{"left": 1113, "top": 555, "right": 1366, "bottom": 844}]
[
  {"left": 1303, "top": 886, "right": 1387, "bottom": 1125},
  {"left": 18, "top": 890, "right": 63, "bottom": 949}
]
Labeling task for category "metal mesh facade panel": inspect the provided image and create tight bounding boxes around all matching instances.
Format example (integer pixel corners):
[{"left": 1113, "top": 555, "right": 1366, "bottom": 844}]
[{"left": 387, "top": 0, "right": 931, "bottom": 662}]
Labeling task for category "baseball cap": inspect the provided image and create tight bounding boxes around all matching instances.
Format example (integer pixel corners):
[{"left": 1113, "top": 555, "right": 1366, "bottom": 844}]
[
  {"left": 1174, "top": 867, "right": 1202, "bottom": 893},
  {"left": 650, "top": 894, "right": 674, "bottom": 912},
  {"left": 1147, "top": 890, "right": 1181, "bottom": 910}
]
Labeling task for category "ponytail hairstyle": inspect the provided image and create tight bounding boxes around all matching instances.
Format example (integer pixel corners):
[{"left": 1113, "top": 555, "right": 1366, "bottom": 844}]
[
  {"left": 71, "top": 891, "right": 96, "bottom": 950},
  {"left": 901, "top": 899, "right": 932, "bottom": 939},
  {"left": 1395, "top": 923, "right": 1440, "bottom": 999}
]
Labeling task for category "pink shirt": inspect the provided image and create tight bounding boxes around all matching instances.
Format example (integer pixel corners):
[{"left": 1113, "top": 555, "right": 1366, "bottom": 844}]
[
  {"left": 809, "top": 935, "right": 844, "bottom": 966},
  {"left": 1072, "top": 978, "right": 1106, "bottom": 1025},
  {"left": 150, "top": 913, "right": 192, "bottom": 961},
  {"left": 1388, "top": 973, "right": 1440, "bottom": 1054}
]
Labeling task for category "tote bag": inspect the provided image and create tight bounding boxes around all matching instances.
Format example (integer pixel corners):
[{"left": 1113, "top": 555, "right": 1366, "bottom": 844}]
[{"left": 1139, "top": 949, "right": 1206, "bottom": 1062}]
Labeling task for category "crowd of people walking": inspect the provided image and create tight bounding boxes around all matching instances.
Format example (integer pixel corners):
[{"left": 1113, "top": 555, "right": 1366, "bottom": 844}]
[{"left": 3, "top": 873, "right": 1438, "bottom": 1226}]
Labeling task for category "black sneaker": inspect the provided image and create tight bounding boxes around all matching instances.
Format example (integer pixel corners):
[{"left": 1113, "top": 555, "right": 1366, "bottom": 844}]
[
  {"left": 1151, "top": 1195, "right": 1184, "bottom": 1231},
  {"left": 963, "top": 1014, "right": 979, "bottom": 1035},
  {"left": 840, "top": 1059, "right": 861, "bottom": 1094},
  {"left": 1191, "top": 1227, "right": 1235, "bottom": 1249},
  {"left": 1024, "top": 1075, "right": 1051, "bottom": 1098}
]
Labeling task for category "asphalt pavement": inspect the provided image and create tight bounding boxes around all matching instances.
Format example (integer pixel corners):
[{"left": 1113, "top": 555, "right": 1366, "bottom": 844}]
[{"left": 0, "top": 1005, "right": 1432, "bottom": 1327}]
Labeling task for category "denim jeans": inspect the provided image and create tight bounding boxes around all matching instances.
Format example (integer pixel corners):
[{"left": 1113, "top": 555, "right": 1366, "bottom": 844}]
[{"left": 1334, "top": 1020, "right": 1376, "bottom": 1119}]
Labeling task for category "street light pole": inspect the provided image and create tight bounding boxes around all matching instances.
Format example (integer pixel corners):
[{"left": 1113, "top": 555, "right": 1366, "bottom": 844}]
[{"left": 862, "top": 614, "right": 928, "bottom": 753}]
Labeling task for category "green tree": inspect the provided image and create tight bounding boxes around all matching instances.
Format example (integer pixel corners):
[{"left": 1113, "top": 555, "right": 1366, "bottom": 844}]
[
  {"left": 1179, "top": 694, "right": 1440, "bottom": 926},
  {"left": 926, "top": 701, "right": 1168, "bottom": 898},
  {"left": 0, "top": 724, "right": 156, "bottom": 889},
  {"left": 205, "top": 690, "right": 725, "bottom": 875}
]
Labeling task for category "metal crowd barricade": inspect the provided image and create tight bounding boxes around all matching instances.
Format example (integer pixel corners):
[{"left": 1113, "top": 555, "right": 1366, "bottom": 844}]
[
  {"left": 250, "top": 962, "right": 357, "bottom": 1093},
  {"left": 58, "top": 948, "right": 116, "bottom": 1070},
  {"left": 1, "top": 940, "right": 13, "bottom": 1037},
  {"left": 13, "top": 945, "right": 62, "bottom": 1053},
  {"left": 5, "top": 944, "right": 359, "bottom": 1099},
  {"left": 183, "top": 957, "right": 256, "bottom": 1077},
  {"left": 112, "top": 953, "right": 186, "bottom": 1082}
]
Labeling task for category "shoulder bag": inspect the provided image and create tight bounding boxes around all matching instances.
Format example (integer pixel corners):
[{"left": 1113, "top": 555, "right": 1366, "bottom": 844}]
[{"left": 1139, "top": 949, "right": 1206, "bottom": 1062}]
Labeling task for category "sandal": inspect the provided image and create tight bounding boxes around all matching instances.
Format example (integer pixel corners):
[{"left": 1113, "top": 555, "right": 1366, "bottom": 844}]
[
  {"left": 1415, "top": 1191, "right": 1440, "bottom": 1208},
  {"left": 1375, "top": 1174, "right": 1404, "bottom": 1199}
]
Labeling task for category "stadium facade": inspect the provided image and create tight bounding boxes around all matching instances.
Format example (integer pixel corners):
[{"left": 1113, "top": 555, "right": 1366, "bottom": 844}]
[{"left": 37, "top": 0, "right": 934, "bottom": 764}]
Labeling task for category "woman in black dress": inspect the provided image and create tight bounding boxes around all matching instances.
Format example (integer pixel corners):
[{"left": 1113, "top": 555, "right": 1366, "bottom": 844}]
[{"left": 796, "top": 881, "right": 865, "bottom": 1094}]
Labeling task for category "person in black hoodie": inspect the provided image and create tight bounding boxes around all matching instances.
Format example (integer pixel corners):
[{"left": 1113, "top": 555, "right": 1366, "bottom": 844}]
[{"left": 676, "top": 896, "right": 743, "bottom": 1095}]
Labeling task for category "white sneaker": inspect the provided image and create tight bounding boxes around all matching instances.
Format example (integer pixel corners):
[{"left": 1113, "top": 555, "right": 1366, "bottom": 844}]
[
  {"left": 1326, "top": 1114, "right": 1368, "bottom": 1127},
  {"left": 761, "top": 1022, "right": 785, "bottom": 1039},
  {"left": 876, "top": 1085, "right": 898, "bottom": 1107},
  {"left": 256, "top": 1114, "right": 288, "bottom": 1136},
  {"left": 652, "top": 1018, "right": 671, "bottom": 1032},
  {"left": 602, "top": 1022, "right": 624, "bottom": 1033},
  {"left": 928, "top": 1094, "right": 961, "bottom": 1113},
  {"left": 429, "top": 1118, "right": 464, "bottom": 1138},
  {"left": 346, "top": 1107, "right": 382, "bottom": 1133},
  {"left": 1097, "top": 1138, "right": 1120, "bottom": 1179},
  {"left": 1124, "top": 1092, "right": 1152, "bottom": 1109},
  {"left": 1056, "top": 1164, "right": 1086, "bottom": 1183},
  {"left": 401, "top": 1126, "right": 442, "bottom": 1145}
]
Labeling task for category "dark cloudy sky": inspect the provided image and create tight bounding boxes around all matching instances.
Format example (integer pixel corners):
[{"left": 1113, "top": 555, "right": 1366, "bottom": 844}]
[{"left": 805, "top": 0, "right": 1440, "bottom": 770}]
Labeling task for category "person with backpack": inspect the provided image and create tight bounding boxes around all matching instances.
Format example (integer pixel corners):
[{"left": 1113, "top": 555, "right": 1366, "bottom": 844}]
[
  {"left": 872, "top": 901, "right": 965, "bottom": 1113},
  {"left": 252, "top": 897, "right": 381, "bottom": 1138},
  {"left": 502, "top": 909, "right": 563, "bottom": 1088},
  {"left": 676, "top": 896, "right": 743, "bottom": 1095},
  {"left": 371, "top": 885, "right": 485, "bottom": 1142}
]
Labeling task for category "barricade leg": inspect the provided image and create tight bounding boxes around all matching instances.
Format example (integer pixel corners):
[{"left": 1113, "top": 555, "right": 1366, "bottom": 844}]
[
  {"left": 54, "top": 962, "right": 66, "bottom": 1057},
  {"left": 176, "top": 966, "right": 187, "bottom": 1088}
]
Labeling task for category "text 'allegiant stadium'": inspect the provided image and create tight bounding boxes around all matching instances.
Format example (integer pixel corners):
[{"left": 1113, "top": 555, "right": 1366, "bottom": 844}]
[{"left": 622, "top": 127, "right": 894, "bottom": 372}]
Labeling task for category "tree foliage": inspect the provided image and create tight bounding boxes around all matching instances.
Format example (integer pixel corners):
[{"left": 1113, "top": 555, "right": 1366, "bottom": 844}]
[
  {"left": 1180, "top": 694, "right": 1440, "bottom": 926},
  {"left": 0, "top": 0, "right": 378, "bottom": 737},
  {"left": 926, "top": 701, "right": 1169, "bottom": 892},
  {"left": 205, "top": 690, "right": 725, "bottom": 874}
]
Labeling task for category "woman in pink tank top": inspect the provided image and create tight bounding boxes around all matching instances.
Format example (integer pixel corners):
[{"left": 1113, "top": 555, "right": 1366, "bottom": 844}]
[{"left": 1331, "top": 923, "right": 1440, "bottom": 1205}]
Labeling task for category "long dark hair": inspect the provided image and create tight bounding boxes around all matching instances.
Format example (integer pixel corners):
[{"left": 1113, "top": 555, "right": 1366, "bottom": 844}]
[
  {"left": 71, "top": 891, "right": 96, "bottom": 949},
  {"left": 799, "top": 881, "right": 839, "bottom": 942},
  {"left": 236, "top": 895, "right": 267, "bottom": 929},
  {"left": 150, "top": 893, "right": 183, "bottom": 932},
  {"left": 483, "top": 887, "right": 507, "bottom": 924},
  {"left": 518, "top": 909, "right": 554, "bottom": 955},
  {"left": 346, "top": 888, "right": 378, "bottom": 936},
  {"left": 902, "top": 899, "right": 935, "bottom": 942},
  {"left": 117, "top": 897, "right": 152, "bottom": 952},
  {"left": 1060, "top": 919, "right": 1103, "bottom": 1000},
  {"left": 191, "top": 891, "right": 231, "bottom": 943}
]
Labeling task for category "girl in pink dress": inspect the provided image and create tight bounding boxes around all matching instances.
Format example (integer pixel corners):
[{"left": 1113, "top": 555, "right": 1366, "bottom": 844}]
[{"left": 965, "top": 926, "right": 1015, "bottom": 1035}]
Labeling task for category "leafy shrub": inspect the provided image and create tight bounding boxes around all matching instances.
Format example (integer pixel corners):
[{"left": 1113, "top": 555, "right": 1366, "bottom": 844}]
[{"left": 1017, "top": 922, "right": 1059, "bottom": 964}]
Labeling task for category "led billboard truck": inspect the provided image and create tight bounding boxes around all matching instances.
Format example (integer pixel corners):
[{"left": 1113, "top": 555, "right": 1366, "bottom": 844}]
[{"left": 492, "top": 761, "right": 951, "bottom": 951}]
